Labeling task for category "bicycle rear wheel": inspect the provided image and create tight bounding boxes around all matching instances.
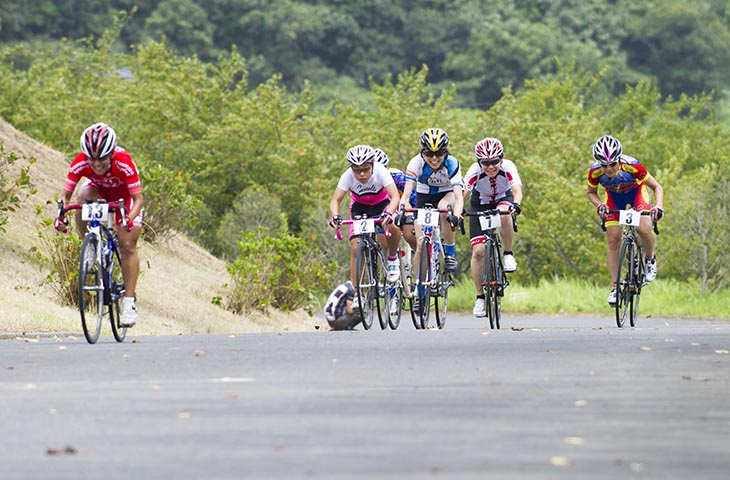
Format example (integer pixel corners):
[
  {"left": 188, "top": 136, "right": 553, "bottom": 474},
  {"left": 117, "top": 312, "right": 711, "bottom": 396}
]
[
  {"left": 107, "top": 247, "right": 128, "bottom": 342},
  {"left": 387, "top": 281, "right": 403, "bottom": 330},
  {"left": 79, "top": 233, "right": 104, "bottom": 344},
  {"left": 615, "top": 240, "right": 633, "bottom": 328},
  {"left": 355, "top": 239, "right": 375, "bottom": 330}
]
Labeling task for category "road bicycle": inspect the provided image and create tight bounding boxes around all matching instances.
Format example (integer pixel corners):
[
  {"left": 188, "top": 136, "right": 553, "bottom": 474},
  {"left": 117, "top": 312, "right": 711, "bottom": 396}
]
[
  {"left": 463, "top": 209, "right": 517, "bottom": 330},
  {"left": 56, "top": 199, "right": 128, "bottom": 344},
  {"left": 336, "top": 215, "right": 392, "bottom": 330},
  {"left": 399, "top": 205, "right": 455, "bottom": 330},
  {"left": 602, "top": 209, "right": 659, "bottom": 328}
]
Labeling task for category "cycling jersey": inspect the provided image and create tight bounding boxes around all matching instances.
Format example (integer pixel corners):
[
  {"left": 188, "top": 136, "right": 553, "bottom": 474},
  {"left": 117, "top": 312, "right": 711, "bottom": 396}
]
[
  {"left": 64, "top": 146, "right": 142, "bottom": 222},
  {"left": 405, "top": 153, "right": 463, "bottom": 195},
  {"left": 65, "top": 147, "right": 141, "bottom": 199},
  {"left": 336, "top": 163, "right": 394, "bottom": 206},
  {"left": 388, "top": 167, "right": 417, "bottom": 207},
  {"left": 588, "top": 154, "right": 652, "bottom": 225},
  {"left": 464, "top": 159, "right": 521, "bottom": 206}
]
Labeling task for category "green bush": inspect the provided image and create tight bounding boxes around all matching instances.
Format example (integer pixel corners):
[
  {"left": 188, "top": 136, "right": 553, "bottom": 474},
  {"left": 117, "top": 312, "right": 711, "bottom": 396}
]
[
  {"left": 223, "top": 227, "right": 335, "bottom": 314},
  {"left": 29, "top": 204, "right": 81, "bottom": 306},
  {"left": 0, "top": 143, "right": 34, "bottom": 232}
]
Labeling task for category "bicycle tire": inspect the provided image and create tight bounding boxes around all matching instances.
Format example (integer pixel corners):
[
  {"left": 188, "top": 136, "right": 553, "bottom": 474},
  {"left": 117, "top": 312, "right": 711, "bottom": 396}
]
[
  {"left": 108, "top": 246, "right": 128, "bottom": 342},
  {"left": 387, "top": 282, "right": 403, "bottom": 330},
  {"left": 485, "top": 241, "right": 501, "bottom": 330},
  {"left": 629, "top": 246, "right": 644, "bottom": 327},
  {"left": 615, "top": 239, "right": 633, "bottom": 328},
  {"left": 433, "top": 249, "right": 448, "bottom": 329},
  {"left": 373, "top": 247, "right": 388, "bottom": 330},
  {"left": 79, "top": 233, "right": 104, "bottom": 344},
  {"left": 355, "top": 239, "right": 375, "bottom": 330},
  {"left": 415, "top": 236, "right": 432, "bottom": 329}
]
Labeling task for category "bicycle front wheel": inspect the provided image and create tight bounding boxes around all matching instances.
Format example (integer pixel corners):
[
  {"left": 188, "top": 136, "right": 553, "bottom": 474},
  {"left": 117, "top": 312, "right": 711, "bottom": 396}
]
[
  {"left": 107, "top": 247, "right": 128, "bottom": 342},
  {"left": 485, "top": 242, "right": 501, "bottom": 330},
  {"left": 413, "top": 237, "right": 432, "bottom": 329},
  {"left": 79, "top": 234, "right": 104, "bottom": 344},
  {"left": 629, "top": 246, "right": 644, "bottom": 327},
  {"left": 433, "top": 253, "right": 449, "bottom": 329},
  {"left": 373, "top": 248, "right": 389, "bottom": 330},
  {"left": 615, "top": 240, "right": 634, "bottom": 328},
  {"left": 355, "top": 239, "right": 375, "bottom": 330}
]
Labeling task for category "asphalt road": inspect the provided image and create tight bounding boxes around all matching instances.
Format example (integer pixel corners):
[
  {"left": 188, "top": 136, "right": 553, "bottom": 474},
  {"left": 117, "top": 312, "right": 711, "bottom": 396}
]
[{"left": 1, "top": 314, "right": 729, "bottom": 479}]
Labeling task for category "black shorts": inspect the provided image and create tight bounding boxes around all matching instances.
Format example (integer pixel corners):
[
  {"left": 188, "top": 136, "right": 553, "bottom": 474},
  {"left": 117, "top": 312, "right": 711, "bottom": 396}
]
[
  {"left": 415, "top": 192, "right": 449, "bottom": 209},
  {"left": 469, "top": 193, "right": 514, "bottom": 240}
]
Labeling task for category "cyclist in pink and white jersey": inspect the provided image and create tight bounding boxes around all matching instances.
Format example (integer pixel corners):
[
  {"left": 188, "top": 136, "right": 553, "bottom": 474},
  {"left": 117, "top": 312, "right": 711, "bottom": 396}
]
[
  {"left": 55, "top": 123, "right": 144, "bottom": 327},
  {"left": 329, "top": 145, "right": 401, "bottom": 288}
]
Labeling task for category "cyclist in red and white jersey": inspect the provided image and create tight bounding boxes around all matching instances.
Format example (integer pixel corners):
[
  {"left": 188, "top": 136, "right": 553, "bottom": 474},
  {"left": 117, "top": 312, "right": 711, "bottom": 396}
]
[
  {"left": 587, "top": 135, "right": 664, "bottom": 307},
  {"left": 55, "top": 123, "right": 144, "bottom": 327},
  {"left": 463, "top": 137, "right": 523, "bottom": 317},
  {"left": 329, "top": 145, "right": 401, "bottom": 288}
]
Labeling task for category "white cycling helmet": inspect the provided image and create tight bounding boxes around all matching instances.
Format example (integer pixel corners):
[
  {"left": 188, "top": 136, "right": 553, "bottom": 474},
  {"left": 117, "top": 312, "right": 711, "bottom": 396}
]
[
  {"left": 80, "top": 122, "right": 117, "bottom": 159},
  {"left": 373, "top": 148, "right": 389, "bottom": 167},
  {"left": 592, "top": 135, "right": 622, "bottom": 165},
  {"left": 346, "top": 144, "right": 376, "bottom": 166}
]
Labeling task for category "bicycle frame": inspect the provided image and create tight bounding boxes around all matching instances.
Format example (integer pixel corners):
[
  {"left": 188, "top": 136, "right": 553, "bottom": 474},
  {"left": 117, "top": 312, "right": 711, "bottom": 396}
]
[
  {"left": 401, "top": 205, "right": 454, "bottom": 329},
  {"left": 57, "top": 198, "right": 128, "bottom": 343},
  {"left": 602, "top": 209, "right": 659, "bottom": 328},
  {"left": 335, "top": 215, "right": 391, "bottom": 330},
  {"left": 464, "top": 209, "right": 516, "bottom": 329}
]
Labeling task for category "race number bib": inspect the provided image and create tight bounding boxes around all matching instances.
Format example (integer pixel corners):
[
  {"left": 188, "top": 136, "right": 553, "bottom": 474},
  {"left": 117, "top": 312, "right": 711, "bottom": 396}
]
[
  {"left": 353, "top": 218, "right": 376, "bottom": 235},
  {"left": 619, "top": 209, "right": 641, "bottom": 227},
  {"left": 81, "top": 203, "right": 109, "bottom": 222},
  {"left": 416, "top": 209, "right": 440, "bottom": 227},
  {"left": 478, "top": 213, "right": 501, "bottom": 231}
]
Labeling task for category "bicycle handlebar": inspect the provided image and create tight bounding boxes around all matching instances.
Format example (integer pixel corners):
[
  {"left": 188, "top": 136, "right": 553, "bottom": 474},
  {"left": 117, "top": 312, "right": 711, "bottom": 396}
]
[
  {"left": 57, "top": 198, "right": 128, "bottom": 228},
  {"left": 397, "top": 204, "right": 458, "bottom": 232},
  {"left": 600, "top": 209, "right": 659, "bottom": 234},
  {"left": 462, "top": 209, "right": 518, "bottom": 234},
  {"left": 335, "top": 216, "right": 392, "bottom": 241}
]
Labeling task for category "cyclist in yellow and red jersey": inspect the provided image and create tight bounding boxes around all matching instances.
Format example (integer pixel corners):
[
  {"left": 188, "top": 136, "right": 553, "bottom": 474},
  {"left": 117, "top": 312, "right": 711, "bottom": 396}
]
[
  {"left": 373, "top": 148, "right": 417, "bottom": 251},
  {"left": 55, "top": 123, "right": 144, "bottom": 327},
  {"left": 587, "top": 135, "right": 664, "bottom": 307}
]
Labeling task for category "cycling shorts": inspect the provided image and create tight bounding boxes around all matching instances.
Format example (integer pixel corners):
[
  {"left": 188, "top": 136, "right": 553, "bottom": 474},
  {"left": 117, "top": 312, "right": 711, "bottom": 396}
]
[{"left": 604, "top": 185, "right": 651, "bottom": 227}]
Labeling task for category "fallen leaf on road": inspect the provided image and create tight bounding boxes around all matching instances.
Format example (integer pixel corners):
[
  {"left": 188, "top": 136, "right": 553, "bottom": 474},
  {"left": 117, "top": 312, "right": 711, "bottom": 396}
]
[
  {"left": 714, "top": 349, "right": 729, "bottom": 354},
  {"left": 549, "top": 456, "right": 571, "bottom": 467},
  {"left": 511, "top": 327, "right": 524, "bottom": 331},
  {"left": 574, "top": 400, "right": 588, "bottom": 407},
  {"left": 194, "top": 350, "right": 205, "bottom": 357},
  {"left": 564, "top": 437, "right": 585, "bottom": 446},
  {"left": 640, "top": 346, "right": 653, "bottom": 351}
]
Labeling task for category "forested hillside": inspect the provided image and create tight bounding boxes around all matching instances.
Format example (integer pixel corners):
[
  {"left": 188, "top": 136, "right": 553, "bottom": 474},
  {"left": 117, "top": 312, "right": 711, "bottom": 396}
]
[{"left": 1, "top": 1, "right": 729, "bottom": 312}]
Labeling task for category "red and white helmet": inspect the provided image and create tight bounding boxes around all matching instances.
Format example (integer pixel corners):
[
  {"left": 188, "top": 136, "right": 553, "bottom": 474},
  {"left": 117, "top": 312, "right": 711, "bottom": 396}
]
[
  {"left": 592, "top": 135, "right": 622, "bottom": 165},
  {"left": 346, "top": 144, "right": 376, "bottom": 166},
  {"left": 80, "top": 122, "right": 117, "bottom": 159},
  {"left": 474, "top": 137, "right": 504, "bottom": 160}
]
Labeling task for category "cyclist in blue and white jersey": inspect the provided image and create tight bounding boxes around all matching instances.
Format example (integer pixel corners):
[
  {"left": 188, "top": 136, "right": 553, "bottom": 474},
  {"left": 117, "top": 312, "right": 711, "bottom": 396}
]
[
  {"left": 398, "top": 128, "right": 464, "bottom": 315},
  {"left": 373, "top": 148, "right": 417, "bottom": 251}
]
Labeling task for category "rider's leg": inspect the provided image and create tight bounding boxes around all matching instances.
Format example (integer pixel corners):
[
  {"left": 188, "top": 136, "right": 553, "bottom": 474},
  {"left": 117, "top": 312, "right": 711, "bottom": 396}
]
[{"left": 606, "top": 225, "right": 621, "bottom": 281}]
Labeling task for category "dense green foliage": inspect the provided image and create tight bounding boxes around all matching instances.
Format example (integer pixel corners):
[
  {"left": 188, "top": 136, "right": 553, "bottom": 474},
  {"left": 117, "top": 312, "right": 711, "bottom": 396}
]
[
  {"left": 3, "top": 0, "right": 730, "bottom": 108},
  {"left": 0, "top": 142, "right": 33, "bottom": 232},
  {"left": 1, "top": 15, "right": 729, "bottom": 309}
]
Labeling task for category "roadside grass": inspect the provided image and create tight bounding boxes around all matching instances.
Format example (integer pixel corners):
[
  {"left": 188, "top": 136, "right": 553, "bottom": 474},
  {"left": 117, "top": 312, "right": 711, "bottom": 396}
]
[{"left": 447, "top": 276, "right": 730, "bottom": 320}]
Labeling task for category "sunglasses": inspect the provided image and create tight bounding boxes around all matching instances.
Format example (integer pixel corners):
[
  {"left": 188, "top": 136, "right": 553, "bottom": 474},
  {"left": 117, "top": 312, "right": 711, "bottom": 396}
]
[
  {"left": 479, "top": 159, "right": 501, "bottom": 167},
  {"left": 351, "top": 164, "right": 373, "bottom": 174},
  {"left": 422, "top": 150, "right": 446, "bottom": 158},
  {"left": 601, "top": 161, "right": 619, "bottom": 168},
  {"left": 88, "top": 156, "right": 110, "bottom": 162}
]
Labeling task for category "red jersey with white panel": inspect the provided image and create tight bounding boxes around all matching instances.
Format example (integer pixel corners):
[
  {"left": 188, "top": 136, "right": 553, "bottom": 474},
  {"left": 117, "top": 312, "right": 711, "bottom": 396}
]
[
  {"left": 64, "top": 146, "right": 142, "bottom": 208},
  {"left": 587, "top": 154, "right": 652, "bottom": 223}
]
